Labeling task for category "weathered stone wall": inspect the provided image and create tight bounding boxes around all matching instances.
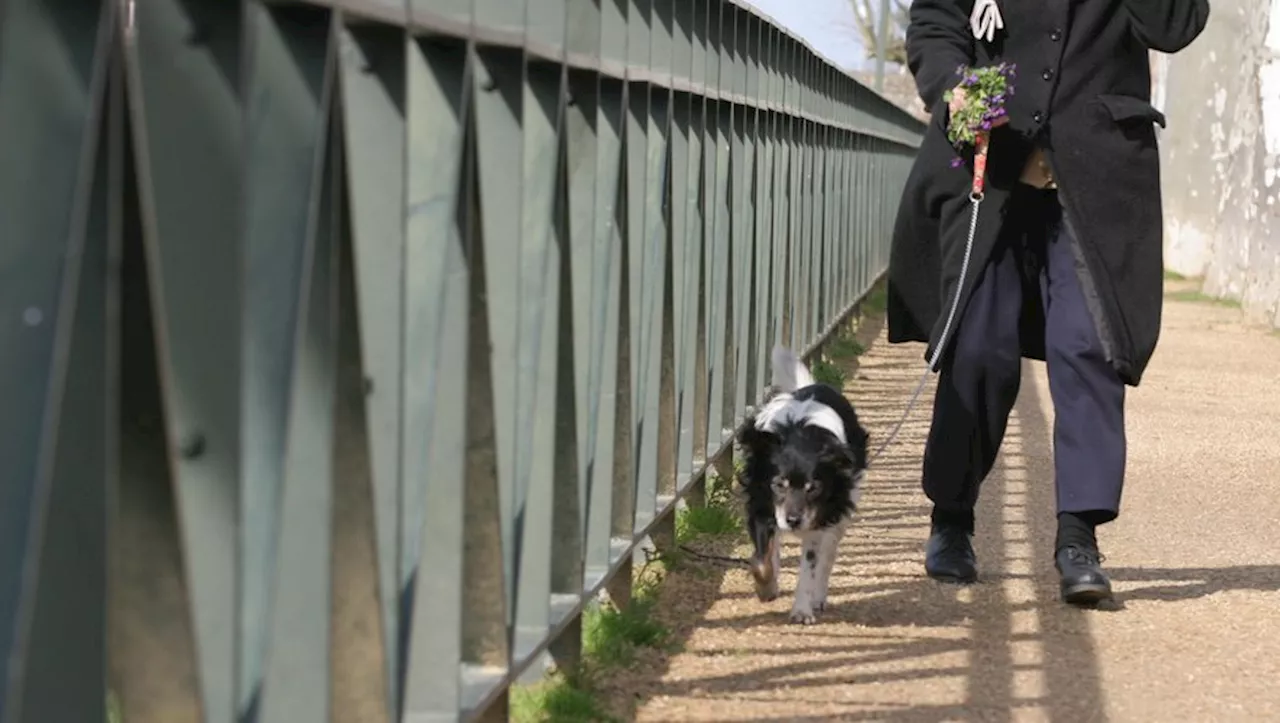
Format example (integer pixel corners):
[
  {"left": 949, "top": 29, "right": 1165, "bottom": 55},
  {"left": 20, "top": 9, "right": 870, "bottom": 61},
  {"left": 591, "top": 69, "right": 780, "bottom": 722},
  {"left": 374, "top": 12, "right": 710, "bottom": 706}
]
[{"left": 1158, "top": 0, "right": 1280, "bottom": 327}]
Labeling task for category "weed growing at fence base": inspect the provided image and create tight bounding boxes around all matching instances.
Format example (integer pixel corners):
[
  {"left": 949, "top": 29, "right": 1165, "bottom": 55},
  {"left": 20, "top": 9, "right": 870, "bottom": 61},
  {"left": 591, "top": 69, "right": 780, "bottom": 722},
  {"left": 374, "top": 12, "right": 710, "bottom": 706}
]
[
  {"left": 511, "top": 585, "right": 669, "bottom": 723},
  {"left": 810, "top": 356, "right": 846, "bottom": 388},
  {"left": 512, "top": 680, "right": 614, "bottom": 723},
  {"left": 811, "top": 303, "right": 876, "bottom": 389},
  {"left": 826, "top": 333, "right": 866, "bottom": 361},
  {"left": 582, "top": 593, "right": 669, "bottom": 669},
  {"left": 676, "top": 471, "right": 740, "bottom": 544},
  {"left": 511, "top": 470, "right": 744, "bottom": 722},
  {"left": 861, "top": 282, "right": 888, "bottom": 316},
  {"left": 675, "top": 503, "right": 739, "bottom": 543}
]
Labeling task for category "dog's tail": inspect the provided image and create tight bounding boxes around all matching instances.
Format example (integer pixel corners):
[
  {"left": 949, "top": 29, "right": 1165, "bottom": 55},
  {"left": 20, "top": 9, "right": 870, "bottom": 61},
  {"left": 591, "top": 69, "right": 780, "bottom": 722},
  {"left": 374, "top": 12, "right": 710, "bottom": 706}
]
[{"left": 771, "top": 345, "right": 814, "bottom": 392}]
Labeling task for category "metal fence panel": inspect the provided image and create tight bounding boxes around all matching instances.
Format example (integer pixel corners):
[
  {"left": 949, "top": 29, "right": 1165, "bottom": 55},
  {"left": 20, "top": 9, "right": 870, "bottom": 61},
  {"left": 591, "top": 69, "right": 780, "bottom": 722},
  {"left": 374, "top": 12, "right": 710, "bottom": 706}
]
[{"left": 0, "top": 1, "right": 924, "bottom": 722}]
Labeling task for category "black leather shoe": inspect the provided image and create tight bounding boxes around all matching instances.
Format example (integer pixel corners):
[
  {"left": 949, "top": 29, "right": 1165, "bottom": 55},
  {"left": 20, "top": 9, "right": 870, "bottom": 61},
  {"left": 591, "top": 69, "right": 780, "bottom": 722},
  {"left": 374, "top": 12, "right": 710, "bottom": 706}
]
[
  {"left": 1056, "top": 545, "right": 1113, "bottom": 605},
  {"left": 925, "top": 524, "right": 978, "bottom": 583}
]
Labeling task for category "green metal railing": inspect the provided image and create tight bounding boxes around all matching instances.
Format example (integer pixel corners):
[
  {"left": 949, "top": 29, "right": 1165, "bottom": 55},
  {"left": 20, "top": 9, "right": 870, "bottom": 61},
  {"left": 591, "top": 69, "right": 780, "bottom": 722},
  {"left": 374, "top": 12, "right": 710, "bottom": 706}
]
[{"left": 0, "top": 1, "right": 923, "bottom": 721}]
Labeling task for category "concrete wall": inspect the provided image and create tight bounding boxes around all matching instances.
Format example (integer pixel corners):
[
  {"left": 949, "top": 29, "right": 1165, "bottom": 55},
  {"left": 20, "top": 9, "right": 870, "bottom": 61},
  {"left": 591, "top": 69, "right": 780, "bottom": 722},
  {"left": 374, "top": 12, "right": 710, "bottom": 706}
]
[{"left": 1158, "top": 0, "right": 1280, "bottom": 327}]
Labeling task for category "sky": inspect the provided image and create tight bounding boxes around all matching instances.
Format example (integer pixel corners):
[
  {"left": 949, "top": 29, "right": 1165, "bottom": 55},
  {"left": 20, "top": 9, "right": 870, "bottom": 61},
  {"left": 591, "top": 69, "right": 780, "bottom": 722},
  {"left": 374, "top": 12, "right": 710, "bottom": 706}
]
[{"left": 739, "top": 0, "right": 872, "bottom": 72}]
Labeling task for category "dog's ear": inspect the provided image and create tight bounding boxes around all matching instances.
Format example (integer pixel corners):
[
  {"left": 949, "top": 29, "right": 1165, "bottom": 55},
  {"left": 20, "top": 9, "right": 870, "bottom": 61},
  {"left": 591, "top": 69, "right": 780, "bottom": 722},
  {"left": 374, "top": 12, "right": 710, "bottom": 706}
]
[
  {"left": 736, "top": 416, "right": 777, "bottom": 459},
  {"left": 816, "top": 443, "right": 859, "bottom": 480}
]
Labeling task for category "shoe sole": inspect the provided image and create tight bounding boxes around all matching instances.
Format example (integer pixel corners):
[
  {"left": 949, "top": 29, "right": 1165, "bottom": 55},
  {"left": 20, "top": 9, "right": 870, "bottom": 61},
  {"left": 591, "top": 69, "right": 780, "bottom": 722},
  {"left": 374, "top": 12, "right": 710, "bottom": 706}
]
[
  {"left": 1062, "top": 582, "right": 1113, "bottom": 605},
  {"left": 926, "top": 569, "right": 978, "bottom": 585}
]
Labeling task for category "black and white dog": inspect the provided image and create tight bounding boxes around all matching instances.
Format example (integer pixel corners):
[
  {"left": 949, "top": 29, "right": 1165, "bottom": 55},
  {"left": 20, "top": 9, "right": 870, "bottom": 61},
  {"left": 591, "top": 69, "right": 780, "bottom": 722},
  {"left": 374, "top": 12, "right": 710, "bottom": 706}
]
[{"left": 737, "top": 346, "right": 869, "bottom": 624}]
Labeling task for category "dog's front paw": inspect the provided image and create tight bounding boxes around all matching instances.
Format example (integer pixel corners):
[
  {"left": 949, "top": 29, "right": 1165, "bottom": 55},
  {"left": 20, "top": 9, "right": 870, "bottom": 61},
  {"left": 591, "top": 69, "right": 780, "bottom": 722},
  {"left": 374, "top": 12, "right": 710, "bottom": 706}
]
[
  {"left": 751, "top": 560, "right": 779, "bottom": 602},
  {"left": 788, "top": 605, "right": 818, "bottom": 625},
  {"left": 754, "top": 576, "right": 780, "bottom": 603}
]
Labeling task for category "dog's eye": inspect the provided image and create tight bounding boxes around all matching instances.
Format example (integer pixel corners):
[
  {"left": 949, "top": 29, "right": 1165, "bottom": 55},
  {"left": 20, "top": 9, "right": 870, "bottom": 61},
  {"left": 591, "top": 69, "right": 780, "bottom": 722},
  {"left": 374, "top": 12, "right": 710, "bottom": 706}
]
[
  {"left": 771, "top": 478, "right": 786, "bottom": 490},
  {"left": 804, "top": 481, "right": 816, "bottom": 492}
]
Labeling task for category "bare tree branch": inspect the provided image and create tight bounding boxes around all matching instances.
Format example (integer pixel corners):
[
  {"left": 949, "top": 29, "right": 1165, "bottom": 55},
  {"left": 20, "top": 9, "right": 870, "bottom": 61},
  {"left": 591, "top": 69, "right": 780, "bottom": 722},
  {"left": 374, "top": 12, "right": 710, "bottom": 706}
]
[{"left": 848, "top": 0, "right": 910, "bottom": 66}]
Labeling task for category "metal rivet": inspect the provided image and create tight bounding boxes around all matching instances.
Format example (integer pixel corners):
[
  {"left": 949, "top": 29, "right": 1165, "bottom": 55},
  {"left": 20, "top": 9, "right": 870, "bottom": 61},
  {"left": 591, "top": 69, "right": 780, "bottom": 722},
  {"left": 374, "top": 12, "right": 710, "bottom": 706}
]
[
  {"left": 22, "top": 307, "right": 42, "bottom": 327},
  {"left": 180, "top": 433, "right": 206, "bottom": 459}
]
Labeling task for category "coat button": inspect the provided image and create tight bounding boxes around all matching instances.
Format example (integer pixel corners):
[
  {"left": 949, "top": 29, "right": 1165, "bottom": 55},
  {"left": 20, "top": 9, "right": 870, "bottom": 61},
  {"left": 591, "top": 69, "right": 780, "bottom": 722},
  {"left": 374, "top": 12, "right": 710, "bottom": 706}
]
[
  {"left": 1050, "top": 28, "right": 1063, "bottom": 41},
  {"left": 1033, "top": 110, "right": 1045, "bottom": 123},
  {"left": 1042, "top": 68, "right": 1055, "bottom": 81}
]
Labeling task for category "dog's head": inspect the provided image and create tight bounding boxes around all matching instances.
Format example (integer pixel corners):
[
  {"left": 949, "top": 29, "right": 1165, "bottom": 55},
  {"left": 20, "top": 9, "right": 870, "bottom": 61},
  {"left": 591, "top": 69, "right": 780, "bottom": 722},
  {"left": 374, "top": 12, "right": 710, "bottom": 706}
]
[{"left": 738, "top": 401, "right": 869, "bottom": 533}]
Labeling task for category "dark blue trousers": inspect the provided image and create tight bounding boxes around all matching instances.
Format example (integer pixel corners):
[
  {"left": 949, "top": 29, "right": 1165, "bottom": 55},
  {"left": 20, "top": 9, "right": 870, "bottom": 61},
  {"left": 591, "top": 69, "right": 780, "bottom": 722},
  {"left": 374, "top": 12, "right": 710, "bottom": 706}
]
[{"left": 922, "top": 188, "right": 1126, "bottom": 521}]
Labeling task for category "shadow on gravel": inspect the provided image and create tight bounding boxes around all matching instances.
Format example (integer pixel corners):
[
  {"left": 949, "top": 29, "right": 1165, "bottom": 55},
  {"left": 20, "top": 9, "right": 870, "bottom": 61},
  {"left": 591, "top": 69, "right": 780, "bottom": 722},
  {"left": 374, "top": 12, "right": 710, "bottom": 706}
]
[{"left": 1107, "top": 565, "right": 1280, "bottom": 603}]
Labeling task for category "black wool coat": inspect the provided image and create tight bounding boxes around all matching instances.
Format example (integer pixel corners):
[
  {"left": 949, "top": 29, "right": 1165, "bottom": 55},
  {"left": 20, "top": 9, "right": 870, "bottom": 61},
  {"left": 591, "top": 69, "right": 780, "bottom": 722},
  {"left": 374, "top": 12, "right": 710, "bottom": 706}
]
[{"left": 887, "top": 0, "right": 1210, "bottom": 386}]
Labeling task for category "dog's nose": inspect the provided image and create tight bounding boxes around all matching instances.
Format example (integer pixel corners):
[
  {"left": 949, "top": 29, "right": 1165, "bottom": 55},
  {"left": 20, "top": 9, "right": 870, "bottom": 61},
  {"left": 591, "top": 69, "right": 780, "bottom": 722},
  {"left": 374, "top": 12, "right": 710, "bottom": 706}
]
[{"left": 786, "top": 514, "right": 803, "bottom": 529}]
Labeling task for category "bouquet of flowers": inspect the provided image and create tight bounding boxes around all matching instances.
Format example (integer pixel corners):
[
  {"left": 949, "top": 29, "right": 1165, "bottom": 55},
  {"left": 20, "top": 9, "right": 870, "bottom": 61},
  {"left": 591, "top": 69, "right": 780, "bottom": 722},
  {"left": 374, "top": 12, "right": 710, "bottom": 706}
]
[{"left": 944, "top": 62, "right": 1017, "bottom": 195}]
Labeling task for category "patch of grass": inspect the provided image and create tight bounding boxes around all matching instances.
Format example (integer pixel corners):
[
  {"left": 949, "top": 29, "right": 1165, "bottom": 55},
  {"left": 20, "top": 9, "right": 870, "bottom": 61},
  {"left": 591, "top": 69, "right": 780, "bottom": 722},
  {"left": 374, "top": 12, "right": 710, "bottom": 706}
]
[
  {"left": 512, "top": 464, "right": 743, "bottom": 722},
  {"left": 582, "top": 594, "right": 669, "bottom": 667},
  {"left": 512, "top": 679, "right": 619, "bottom": 723},
  {"left": 1166, "top": 288, "right": 1241, "bottom": 308},
  {"left": 677, "top": 466, "right": 743, "bottom": 544},
  {"left": 701, "top": 466, "right": 740, "bottom": 506},
  {"left": 1163, "top": 268, "right": 1187, "bottom": 281},
  {"left": 810, "top": 356, "right": 846, "bottom": 388},
  {"left": 813, "top": 279, "right": 883, "bottom": 375},
  {"left": 862, "top": 282, "right": 888, "bottom": 315},
  {"left": 825, "top": 332, "right": 865, "bottom": 361},
  {"left": 511, "top": 587, "right": 669, "bottom": 723},
  {"left": 676, "top": 502, "right": 740, "bottom": 543}
]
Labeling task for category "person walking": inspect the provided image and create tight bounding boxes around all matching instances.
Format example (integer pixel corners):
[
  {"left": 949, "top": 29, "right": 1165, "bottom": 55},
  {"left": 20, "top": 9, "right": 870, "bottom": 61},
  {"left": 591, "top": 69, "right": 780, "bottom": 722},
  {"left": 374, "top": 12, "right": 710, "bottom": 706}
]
[{"left": 886, "top": 0, "right": 1210, "bottom": 604}]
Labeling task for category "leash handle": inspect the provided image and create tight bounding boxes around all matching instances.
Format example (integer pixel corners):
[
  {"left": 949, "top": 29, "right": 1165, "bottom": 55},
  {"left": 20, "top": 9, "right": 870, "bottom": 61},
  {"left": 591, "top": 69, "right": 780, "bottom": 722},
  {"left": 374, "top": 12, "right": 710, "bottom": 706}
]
[{"left": 972, "top": 131, "right": 990, "bottom": 197}]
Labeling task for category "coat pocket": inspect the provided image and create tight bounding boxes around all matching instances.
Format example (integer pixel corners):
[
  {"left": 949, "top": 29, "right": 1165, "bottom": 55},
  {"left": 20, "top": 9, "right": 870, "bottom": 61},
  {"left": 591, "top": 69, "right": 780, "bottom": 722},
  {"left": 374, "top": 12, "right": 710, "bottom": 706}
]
[{"left": 1096, "top": 94, "right": 1167, "bottom": 128}]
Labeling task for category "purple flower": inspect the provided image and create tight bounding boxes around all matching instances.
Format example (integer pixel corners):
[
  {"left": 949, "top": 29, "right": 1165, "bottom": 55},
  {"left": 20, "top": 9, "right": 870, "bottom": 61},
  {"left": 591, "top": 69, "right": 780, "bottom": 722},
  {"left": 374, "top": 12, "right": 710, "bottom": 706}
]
[
  {"left": 983, "top": 107, "right": 1007, "bottom": 122},
  {"left": 950, "top": 157, "right": 965, "bottom": 168},
  {"left": 944, "top": 62, "right": 1018, "bottom": 156}
]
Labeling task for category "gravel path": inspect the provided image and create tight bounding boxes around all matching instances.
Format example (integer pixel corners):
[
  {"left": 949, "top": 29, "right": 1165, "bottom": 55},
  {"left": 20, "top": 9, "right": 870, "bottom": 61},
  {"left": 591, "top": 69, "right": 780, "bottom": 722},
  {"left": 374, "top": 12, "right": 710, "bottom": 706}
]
[{"left": 606, "top": 286, "right": 1280, "bottom": 722}]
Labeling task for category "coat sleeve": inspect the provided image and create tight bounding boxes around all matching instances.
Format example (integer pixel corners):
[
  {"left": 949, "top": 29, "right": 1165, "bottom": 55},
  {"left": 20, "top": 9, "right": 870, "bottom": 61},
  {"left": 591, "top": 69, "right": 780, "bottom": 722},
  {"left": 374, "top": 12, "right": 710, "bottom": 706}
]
[
  {"left": 1122, "top": 0, "right": 1211, "bottom": 52},
  {"left": 905, "top": 0, "right": 975, "bottom": 109}
]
